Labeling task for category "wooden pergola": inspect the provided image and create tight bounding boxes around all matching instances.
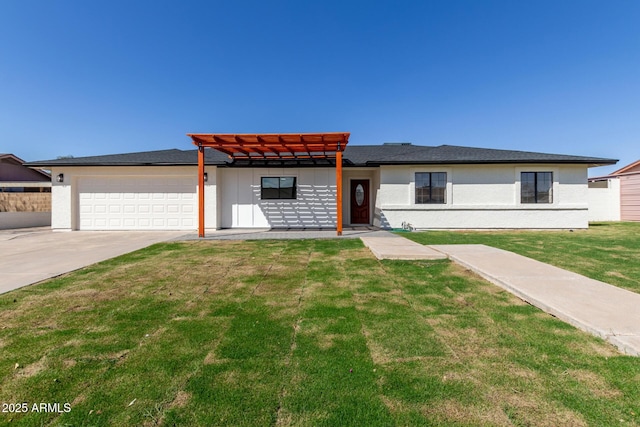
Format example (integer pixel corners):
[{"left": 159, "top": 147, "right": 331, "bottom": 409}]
[{"left": 187, "top": 132, "right": 350, "bottom": 238}]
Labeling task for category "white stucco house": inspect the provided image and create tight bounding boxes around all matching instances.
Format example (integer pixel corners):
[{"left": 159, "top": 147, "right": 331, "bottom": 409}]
[{"left": 26, "top": 133, "right": 616, "bottom": 233}]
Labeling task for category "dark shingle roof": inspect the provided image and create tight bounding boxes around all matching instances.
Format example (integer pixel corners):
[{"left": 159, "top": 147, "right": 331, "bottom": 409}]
[
  {"left": 25, "top": 149, "right": 229, "bottom": 167},
  {"left": 25, "top": 144, "right": 617, "bottom": 168},
  {"left": 344, "top": 144, "right": 616, "bottom": 166}
]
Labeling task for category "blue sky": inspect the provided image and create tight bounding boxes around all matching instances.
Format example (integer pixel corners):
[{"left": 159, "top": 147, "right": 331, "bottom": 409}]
[{"left": 1, "top": 1, "right": 638, "bottom": 176}]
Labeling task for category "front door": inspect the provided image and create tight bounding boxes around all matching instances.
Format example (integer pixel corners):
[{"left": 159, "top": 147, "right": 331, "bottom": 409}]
[{"left": 350, "top": 179, "right": 370, "bottom": 224}]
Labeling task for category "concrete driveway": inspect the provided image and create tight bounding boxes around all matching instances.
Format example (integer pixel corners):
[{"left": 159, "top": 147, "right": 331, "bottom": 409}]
[{"left": 0, "top": 229, "right": 186, "bottom": 294}]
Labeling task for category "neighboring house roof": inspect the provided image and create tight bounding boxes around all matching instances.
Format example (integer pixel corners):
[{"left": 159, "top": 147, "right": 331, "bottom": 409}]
[
  {"left": 611, "top": 159, "right": 640, "bottom": 176},
  {"left": 25, "top": 144, "right": 617, "bottom": 168},
  {"left": 589, "top": 159, "right": 640, "bottom": 181},
  {"left": 0, "top": 153, "right": 26, "bottom": 165},
  {"left": 0, "top": 153, "right": 51, "bottom": 181}
]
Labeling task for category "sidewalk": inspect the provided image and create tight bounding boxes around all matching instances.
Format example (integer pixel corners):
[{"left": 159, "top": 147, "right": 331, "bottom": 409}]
[
  {"left": 360, "top": 233, "right": 447, "bottom": 260},
  {"left": 431, "top": 244, "right": 640, "bottom": 356}
]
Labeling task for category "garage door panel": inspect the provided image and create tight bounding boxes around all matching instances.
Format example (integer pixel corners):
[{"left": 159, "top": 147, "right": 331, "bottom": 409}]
[{"left": 78, "top": 176, "right": 196, "bottom": 230}]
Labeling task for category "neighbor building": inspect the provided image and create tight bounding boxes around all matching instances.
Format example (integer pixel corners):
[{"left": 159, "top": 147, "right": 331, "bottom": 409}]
[
  {"left": 0, "top": 153, "right": 51, "bottom": 229},
  {"left": 25, "top": 133, "right": 616, "bottom": 233},
  {"left": 589, "top": 159, "right": 640, "bottom": 222}
]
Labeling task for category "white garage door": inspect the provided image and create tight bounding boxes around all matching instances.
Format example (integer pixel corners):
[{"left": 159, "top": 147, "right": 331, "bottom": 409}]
[{"left": 78, "top": 176, "right": 196, "bottom": 230}]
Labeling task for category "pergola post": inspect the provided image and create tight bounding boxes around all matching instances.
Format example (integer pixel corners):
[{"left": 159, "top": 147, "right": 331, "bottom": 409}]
[
  {"left": 336, "top": 150, "right": 343, "bottom": 236},
  {"left": 198, "top": 145, "right": 205, "bottom": 237}
]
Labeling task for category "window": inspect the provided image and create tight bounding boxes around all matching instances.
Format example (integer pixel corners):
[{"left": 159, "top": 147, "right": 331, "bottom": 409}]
[
  {"left": 521, "top": 172, "right": 553, "bottom": 203},
  {"left": 415, "top": 172, "right": 446, "bottom": 204},
  {"left": 261, "top": 177, "right": 297, "bottom": 199}
]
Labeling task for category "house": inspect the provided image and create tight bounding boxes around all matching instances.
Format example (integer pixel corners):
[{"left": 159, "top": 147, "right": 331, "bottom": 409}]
[
  {"left": 25, "top": 133, "right": 617, "bottom": 234},
  {"left": 0, "top": 153, "right": 51, "bottom": 192},
  {"left": 589, "top": 159, "right": 640, "bottom": 222},
  {"left": 0, "top": 154, "right": 52, "bottom": 229}
]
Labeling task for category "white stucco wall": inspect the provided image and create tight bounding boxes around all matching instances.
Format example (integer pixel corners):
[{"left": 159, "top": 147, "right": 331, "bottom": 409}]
[
  {"left": 51, "top": 166, "right": 215, "bottom": 231},
  {"left": 51, "top": 173, "right": 73, "bottom": 230},
  {"left": 588, "top": 179, "right": 621, "bottom": 221},
  {"left": 219, "top": 168, "right": 336, "bottom": 228},
  {"left": 204, "top": 166, "right": 218, "bottom": 229},
  {"left": 377, "top": 164, "right": 590, "bottom": 229}
]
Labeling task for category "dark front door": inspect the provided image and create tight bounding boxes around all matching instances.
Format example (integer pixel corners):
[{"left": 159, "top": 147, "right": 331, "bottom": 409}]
[{"left": 350, "top": 179, "right": 370, "bottom": 224}]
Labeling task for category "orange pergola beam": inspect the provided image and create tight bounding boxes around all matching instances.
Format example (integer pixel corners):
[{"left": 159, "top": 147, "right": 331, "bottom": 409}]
[
  {"left": 188, "top": 133, "right": 350, "bottom": 238},
  {"left": 188, "top": 133, "right": 349, "bottom": 160}
]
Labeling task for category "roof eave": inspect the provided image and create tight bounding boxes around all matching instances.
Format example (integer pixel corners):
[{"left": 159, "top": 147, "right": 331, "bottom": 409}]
[
  {"left": 366, "top": 159, "right": 618, "bottom": 167},
  {"left": 24, "top": 162, "right": 228, "bottom": 167}
]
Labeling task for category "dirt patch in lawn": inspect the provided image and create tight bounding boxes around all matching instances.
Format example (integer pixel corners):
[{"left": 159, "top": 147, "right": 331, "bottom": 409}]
[
  {"left": 492, "top": 389, "right": 588, "bottom": 427},
  {"left": 16, "top": 355, "right": 48, "bottom": 378},
  {"left": 568, "top": 369, "right": 623, "bottom": 399},
  {"left": 431, "top": 323, "right": 504, "bottom": 360},
  {"left": 169, "top": 390, "right": 190, "bottom": 408},
  {"left": 421, "top": 398, "right": 512, "bottom": 426}
]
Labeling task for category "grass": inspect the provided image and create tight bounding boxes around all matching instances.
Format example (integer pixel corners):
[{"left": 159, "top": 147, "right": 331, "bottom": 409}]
[
  {"left": 0, "top": 237, "right": 639, "bottom": 426},
  {"left": 403, "top": 222, "right": 640, "bottom": 294}
]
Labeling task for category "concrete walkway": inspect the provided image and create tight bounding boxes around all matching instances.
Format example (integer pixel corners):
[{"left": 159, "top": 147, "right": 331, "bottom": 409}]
[
  {"left": 360, "top": 232, "right": 447, "bottom": 260},
  {"left": 432, "top": 244, "right": 640, "bottom": 356}
]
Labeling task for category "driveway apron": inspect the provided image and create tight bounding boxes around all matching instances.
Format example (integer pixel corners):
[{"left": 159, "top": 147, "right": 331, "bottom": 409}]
[{"left": 0, "top": 230, "right": 185, "bottom": 294}]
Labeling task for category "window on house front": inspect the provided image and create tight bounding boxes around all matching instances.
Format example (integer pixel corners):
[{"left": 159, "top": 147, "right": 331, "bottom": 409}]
[
  {"left": 261, "top": 177, "right": 297, "bottom": 199},
  {"left": 415, "top": 172, "right": 446, "bottom": 204},
  {"left": 521, "top": 172, "right": 553, "bottom": 203}
]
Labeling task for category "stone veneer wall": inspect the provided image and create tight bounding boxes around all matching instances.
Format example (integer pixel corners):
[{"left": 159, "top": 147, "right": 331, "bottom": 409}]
[{"left": 0, "top": 193, "right": 52, "bottom": 212}]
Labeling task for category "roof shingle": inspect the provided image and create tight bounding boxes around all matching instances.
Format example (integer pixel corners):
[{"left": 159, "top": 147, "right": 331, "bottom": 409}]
[{"left": 24, "top": 144, "right": 617, "bottom": 168}]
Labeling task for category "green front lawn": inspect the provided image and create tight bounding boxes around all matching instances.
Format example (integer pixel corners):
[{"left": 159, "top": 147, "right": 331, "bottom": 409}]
[
  {"left": 1, "top": 237, "right": 639, "bottom": 426},
  {"left": 404, "top": 222, "right": 640, "bottom": 294}
]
